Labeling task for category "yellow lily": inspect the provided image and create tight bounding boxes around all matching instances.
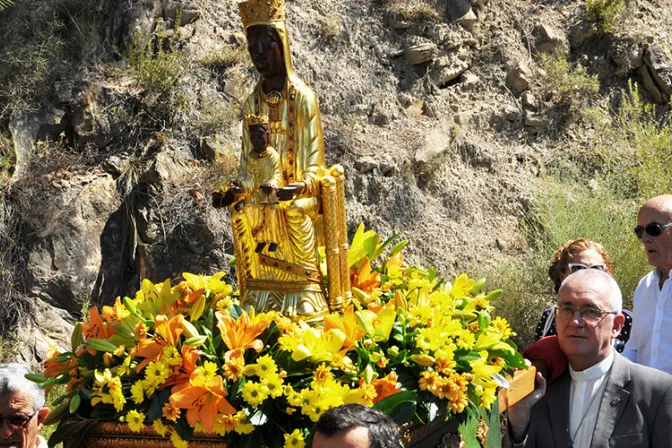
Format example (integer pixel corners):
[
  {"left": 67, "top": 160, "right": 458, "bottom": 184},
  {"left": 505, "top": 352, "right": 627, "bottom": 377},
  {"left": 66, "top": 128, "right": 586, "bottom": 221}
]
[
  {"left": 291, "top": 328, "right": 346, "bottom": 363},
  {"left": 324, "top": 305, "right": 366, "bottom": 350},
  {"left": 356, "top": 301, "right": 396, "bottom": 342}
]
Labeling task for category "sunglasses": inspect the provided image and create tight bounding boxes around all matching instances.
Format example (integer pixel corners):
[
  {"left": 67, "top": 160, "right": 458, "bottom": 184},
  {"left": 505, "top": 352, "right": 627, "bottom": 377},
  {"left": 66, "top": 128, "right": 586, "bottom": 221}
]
[
  {"left": 568, "top": 263, "right": 607, "bottom": 273},
  {"left": 634, "top": 223, "right": 672, "bottom": 239}
]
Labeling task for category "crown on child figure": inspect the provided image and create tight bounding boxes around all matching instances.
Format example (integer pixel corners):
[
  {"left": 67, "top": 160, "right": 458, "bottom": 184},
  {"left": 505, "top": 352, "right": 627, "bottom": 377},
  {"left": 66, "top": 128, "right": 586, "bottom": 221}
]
[
  {"left": 238, "top": 0, "right": 285, "bottom": 29},
  {"left": 245, "top": 113, "right": 270, "bottom": 126}
]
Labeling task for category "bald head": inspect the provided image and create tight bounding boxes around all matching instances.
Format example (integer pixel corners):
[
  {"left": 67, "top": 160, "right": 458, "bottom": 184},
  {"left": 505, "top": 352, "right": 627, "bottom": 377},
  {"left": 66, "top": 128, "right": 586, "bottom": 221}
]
[
  {"left": 638, "top": 195, "right": 672, "bottom": 275},
  {"left": 641, "top": 195, "right": 672, "bottom": 217}
]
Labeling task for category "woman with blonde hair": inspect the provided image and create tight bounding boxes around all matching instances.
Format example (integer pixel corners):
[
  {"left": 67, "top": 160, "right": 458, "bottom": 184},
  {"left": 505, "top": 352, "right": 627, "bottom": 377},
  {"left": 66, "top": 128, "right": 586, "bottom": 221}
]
[{"left": 533, "top": 238, "right": 632, "bottom": 352}]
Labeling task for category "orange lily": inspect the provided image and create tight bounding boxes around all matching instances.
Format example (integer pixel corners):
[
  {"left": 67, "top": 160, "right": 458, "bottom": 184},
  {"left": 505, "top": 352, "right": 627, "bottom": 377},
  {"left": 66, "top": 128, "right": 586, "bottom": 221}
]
[
  {"left": 324, "top": 305, "right": 366, "bottom": 351},
  {"left": 169, "top": 370, "right": 236, "bottom": 433},
  {"left": 101, "top": 297, "right": 129, "bottom": 323},
  {"left": 162, "top": 344, "right": 200, "bottom": 392},
  {"left": 370, "top": 371, "right": 401, "bottom": 404},
  {"left": 215, "top": 310, "right": 271, "bottom": 354},
  {"left": 135, "top": 314, "right": 185, "bottom": 372},
  {"left": 350, "top": 259, "right": 381, "bottom": 294},
  {"left": 82, "top": 306, "right": 116, "bottom": 340}
]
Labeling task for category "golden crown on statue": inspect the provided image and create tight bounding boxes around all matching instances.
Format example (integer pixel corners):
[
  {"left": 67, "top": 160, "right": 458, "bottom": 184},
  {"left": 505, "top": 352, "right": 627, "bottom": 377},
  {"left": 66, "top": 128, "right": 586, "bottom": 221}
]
[
  {"left": 238, "top": 0, "right": 286, "bottom": 28},
  {"left": 245, "top": 113, "right": 270, "bottom": 126}
]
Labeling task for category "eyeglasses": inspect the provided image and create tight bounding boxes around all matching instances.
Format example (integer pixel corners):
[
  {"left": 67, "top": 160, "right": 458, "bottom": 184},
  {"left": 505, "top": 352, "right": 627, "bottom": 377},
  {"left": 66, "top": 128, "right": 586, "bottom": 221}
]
[
  {"left": 555, "top": 305, "right": 618, "bottom": 323},
  {"left": 0, "top": 410, "right": 37, "bottom": 429},
  {"left": 568, "top": 263, "right": 607, "bottom": 273},
  {"left": 634, "top": 222, "right": 672, "bottom": 239}
]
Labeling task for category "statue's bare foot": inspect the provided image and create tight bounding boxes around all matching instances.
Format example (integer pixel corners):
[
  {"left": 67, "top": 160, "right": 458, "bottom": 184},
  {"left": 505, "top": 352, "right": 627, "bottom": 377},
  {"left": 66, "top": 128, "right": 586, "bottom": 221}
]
[{"left": 297, "top": 300, "right": 315, "bottom": 315}]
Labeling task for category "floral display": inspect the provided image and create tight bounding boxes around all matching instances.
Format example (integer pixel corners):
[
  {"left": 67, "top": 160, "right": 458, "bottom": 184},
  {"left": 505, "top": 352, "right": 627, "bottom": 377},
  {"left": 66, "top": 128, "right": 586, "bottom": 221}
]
[{"left": 36, "top": 224, "right": 525, "bottom": 447}]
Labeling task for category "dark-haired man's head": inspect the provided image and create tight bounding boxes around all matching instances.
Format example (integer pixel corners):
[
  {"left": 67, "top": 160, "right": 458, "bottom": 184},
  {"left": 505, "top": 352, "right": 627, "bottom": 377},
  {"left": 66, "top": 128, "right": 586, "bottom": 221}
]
[{"left": 312, "top": 404, "right": 400, "bottom": 448}]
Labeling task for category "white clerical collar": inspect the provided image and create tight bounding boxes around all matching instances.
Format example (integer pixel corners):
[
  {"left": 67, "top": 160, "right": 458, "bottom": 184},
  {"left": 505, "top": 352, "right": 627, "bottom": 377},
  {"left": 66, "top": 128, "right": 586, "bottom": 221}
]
[{"left": 569, "top": 351, "right": 614, "bottom": 382}]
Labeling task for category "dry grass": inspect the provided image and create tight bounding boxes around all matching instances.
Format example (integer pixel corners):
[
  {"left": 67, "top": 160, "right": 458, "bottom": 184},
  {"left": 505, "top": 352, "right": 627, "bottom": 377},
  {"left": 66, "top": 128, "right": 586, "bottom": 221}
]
[{"left": 382, "top": 0, "right": 442, "bottom": 23}]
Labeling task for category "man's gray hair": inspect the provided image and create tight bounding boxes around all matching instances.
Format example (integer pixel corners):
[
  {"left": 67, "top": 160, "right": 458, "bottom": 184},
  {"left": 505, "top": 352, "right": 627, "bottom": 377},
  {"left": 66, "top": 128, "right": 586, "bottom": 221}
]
[
  {"left": 0, "top": 363, "right": 45, "bottom": 410},
  {"left": 557, "top": 269, "right": 622, "bottom": 312}
]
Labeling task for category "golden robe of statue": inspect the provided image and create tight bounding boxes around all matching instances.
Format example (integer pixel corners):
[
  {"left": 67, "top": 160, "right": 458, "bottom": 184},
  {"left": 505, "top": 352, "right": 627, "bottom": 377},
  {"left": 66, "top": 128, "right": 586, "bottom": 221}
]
[{"left": 230, "top": 0, "right": 335, "bottom": 319}]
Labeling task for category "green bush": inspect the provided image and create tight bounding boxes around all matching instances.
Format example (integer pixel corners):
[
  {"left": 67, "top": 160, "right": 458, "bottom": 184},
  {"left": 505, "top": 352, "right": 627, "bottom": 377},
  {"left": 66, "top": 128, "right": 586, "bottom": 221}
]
[
  {"left": 381, "top": 0, "right": 441, "bottom": 23},
  {"left": 128, "top": 23, "right": 184, "bottom": 95},
  {"left": 539, "top": 48, "right": 600, "bottom": 111},
  {"left": 586, "top": 0, "right": 626, "bottom": 32},
  {"left": 483, "top": 181, "right": 649, "bottom": 349}
]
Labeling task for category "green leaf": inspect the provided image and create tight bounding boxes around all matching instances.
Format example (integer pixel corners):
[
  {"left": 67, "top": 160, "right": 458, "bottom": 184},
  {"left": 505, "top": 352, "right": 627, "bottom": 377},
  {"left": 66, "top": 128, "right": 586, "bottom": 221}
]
[
  {"left": 230, "top": 304, "right": 243, "bottom": 320},
  {"left": 48, "top": 420, "right": 88, "bottom": 446},
  {"left": 457, "top": 351, "right": 482, "bottom": 362},
  {"left": 459, "top": 412, "right": 481, "bottom": 448},
  {"left": 484, "top": 399, "right": 502, "bottom": 448},
  {"left": 389, "top": 239, "right": 409, "bottom": 257},
  {"left": 363, "top": 232, "right": 380, "bottom": 260},
  {"left": 373, "top": 390, "right": 417, "bottom": 415},
  {"left": 491, "top": 373, "right": 510, "bottom": 389},
  {"left": 176, "top": 415, "right": 194, "bottom": 441},
  {"left": 371, "top": 232, "right": 401, "bottom": 260}
]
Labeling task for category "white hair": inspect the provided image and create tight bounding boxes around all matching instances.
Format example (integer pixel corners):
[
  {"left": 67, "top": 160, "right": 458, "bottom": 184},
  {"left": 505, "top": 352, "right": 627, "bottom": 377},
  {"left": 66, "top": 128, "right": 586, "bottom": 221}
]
[
  {"left": 0, "top": 363, "right": 45, "bottom": 410},
  {"left": 557, "top": 269, "right": 622, "bottom": 312}
]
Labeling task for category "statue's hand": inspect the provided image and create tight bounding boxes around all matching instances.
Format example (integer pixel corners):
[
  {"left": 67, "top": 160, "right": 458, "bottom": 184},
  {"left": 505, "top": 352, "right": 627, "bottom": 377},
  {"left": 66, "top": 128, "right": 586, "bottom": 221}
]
[
  {"left": 212, "top": 189, "right": 236, "bottom": 208},
  {"left": 277, "top": 182, "right": 305, "bottom": 201},
  {"left": 260, "top": 184, "right": 275, "bottom": 194}
]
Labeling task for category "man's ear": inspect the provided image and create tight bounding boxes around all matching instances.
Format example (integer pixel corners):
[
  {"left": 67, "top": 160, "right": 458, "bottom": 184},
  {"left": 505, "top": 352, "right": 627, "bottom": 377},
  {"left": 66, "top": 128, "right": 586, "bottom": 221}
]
[
  {"left": 36, "top": 407, "right": 49, "bottom": 428},
  {"left": 612, "top": 313, "right": 626, "bottom": 338}
]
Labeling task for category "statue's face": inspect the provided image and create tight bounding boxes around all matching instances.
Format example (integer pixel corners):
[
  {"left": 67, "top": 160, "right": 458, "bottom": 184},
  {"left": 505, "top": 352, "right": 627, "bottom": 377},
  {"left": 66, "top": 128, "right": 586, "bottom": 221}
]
[
  {"left": 246, "top": 25, "right": 285, "bottom": 78},
  {"left": 249, "top": 124, "right": 269, "bottom": 153}
]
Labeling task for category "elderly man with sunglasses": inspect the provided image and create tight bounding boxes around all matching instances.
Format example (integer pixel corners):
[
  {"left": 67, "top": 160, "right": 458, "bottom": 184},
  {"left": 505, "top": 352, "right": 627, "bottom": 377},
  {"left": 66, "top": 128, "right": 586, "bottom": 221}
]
[
  {"left": 0, "top": 364, "right": 49, "bottom": 448},
  {"left": 622, "top": 195, "right": 672, "bottom": 374},
  {"left": 508, "top": 269, "right": 672, "bottom": 448}
]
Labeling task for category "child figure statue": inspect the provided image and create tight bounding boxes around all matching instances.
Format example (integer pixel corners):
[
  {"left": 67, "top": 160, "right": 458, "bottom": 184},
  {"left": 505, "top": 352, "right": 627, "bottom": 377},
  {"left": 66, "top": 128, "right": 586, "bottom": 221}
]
[{"left": 237, "top": 114, "right": 284, "bottom": 254}]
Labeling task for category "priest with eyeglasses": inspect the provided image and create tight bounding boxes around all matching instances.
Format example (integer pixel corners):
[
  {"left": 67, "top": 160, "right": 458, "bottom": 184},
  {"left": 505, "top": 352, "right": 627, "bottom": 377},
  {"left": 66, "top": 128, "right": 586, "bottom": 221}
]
[
  {"left": 0, "top": 363, "right": 49, "bottom": 448},
  {"left": 506, "top": 269, "right": 672, "bottom": 447},
  {"left": 622, "top": 194, "right": 672, "bottom": 375}
]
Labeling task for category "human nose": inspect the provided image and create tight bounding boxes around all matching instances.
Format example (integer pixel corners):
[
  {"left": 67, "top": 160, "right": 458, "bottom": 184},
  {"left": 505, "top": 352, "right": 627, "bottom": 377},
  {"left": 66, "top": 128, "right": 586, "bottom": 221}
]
[
  {"left": 0, "top": 419, "right": 12, "bottom": 437},
  {"left": 567, "top": 309, "right": 585, "bottom": 326}
]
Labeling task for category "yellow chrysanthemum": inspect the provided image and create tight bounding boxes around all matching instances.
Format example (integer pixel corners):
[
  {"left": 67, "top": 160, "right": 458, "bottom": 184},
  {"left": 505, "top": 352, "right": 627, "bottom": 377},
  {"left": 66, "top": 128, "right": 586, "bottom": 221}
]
[
  {"left": 153, "top": 419, "right": 169, "bottom": 437},
  {"left": 126, "top": 410, "right": 145, "bottom": 433},
  {"left": 255, "top": 354, "right": 278, "bottom": 379},
  {"left": 278, "top": 335, "right": 299, "bottom": 352},
  {"left": 491, "top": 316, "right": 515, "bottom": 340},
  {"left": 284, "top": 429, "right": 306, "bottom": 448},
  {"left": 170, "top": 430, "right": 189, "bottom": 448},
  {"left": 131, "top": 381, "right": 144, "bottom": 404},
  {"left": 234, "top": 411, "right": 254, "bottom": 435},
  {"left": 145, "top": 361, "right": 170, "bottom": 387},
  {"left": 242, "top": 381, "right": 269, "bottom": 407},
  {"left": 162, "top": 402, "right": 181, "bottom": 421},
  {"left": 262, "top": 374, "right": 284, "bottom": 398},
  {"left": 313, "top": 364, "right": 333, "bottom": 385},
  {"left": 161, "top": 345, "right": 182, "bottom": 368}
]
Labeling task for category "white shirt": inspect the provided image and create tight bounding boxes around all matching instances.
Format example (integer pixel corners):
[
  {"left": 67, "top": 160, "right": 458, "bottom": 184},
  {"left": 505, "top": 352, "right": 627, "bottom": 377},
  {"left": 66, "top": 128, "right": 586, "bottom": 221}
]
[
  {"left": 568, "top": 352, "right": 614, "bottom": 448},
  {"left": 622, "top": 269, "right": 672, "bottom": 374},
  {"left": 36, "top": 435, "right": 48, "bottom": 448}
]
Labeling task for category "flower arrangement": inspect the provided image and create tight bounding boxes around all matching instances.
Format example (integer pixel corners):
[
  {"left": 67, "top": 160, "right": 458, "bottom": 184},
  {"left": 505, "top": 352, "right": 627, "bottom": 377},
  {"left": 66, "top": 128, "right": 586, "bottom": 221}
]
[{"left": 36, "top": 224, "right": 525, "bottom": 448}]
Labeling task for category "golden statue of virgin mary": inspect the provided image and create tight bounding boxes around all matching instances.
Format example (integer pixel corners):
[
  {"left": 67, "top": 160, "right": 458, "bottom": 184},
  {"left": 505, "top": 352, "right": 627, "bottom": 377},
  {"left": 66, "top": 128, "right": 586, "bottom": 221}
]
[{"left": 213, "top": 0, "right": 350, "bottom": 319}]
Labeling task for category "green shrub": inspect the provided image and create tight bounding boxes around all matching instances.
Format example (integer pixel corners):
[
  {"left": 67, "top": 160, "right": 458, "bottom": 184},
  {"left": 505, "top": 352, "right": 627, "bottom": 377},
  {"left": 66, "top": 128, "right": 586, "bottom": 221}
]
[
  {"left": 382, "top": 0, "right": 441, "bottom": 23},
  {"left": 586, "top": 0, "right": 626, "bottom": 32},
  {"left": 483, "top": 181, "right": 649, "bottom": 349},
  {"left": 128, "top": 24, "right": 184, "bottom": 95},
  {"left": 200, "top": 45, "right": 248, "bottom": 71},
  {"left": 539, "top": 48, "right": 600, "bottom": 111}
]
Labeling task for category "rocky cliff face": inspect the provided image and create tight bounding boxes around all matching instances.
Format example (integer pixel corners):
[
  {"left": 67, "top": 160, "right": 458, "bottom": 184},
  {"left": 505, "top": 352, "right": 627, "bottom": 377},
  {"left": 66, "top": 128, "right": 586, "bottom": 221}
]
[{"left": 1, "top": 0, "right": 671, "bottom": 363}]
